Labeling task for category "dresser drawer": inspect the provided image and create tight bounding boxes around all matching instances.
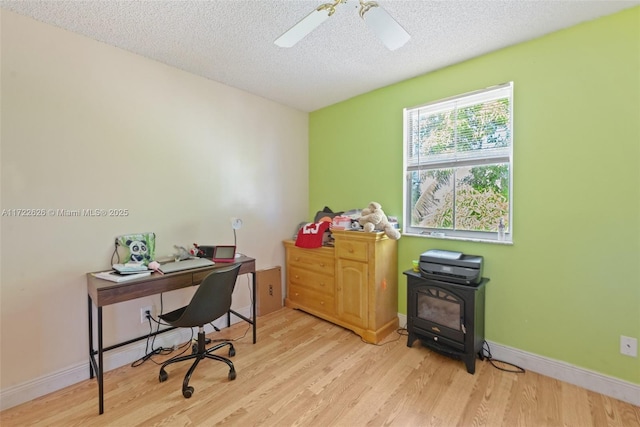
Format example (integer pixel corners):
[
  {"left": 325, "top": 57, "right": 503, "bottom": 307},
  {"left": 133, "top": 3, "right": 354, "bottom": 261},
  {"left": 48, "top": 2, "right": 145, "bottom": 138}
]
[
  {"left": 288, "top": 284, "right": 335, "bottom": 315},
  {"left": 287, "top": 249, "right": 334, "bottom": 275},
  {"left": 335, "top": 239, "right": 368, "bottom": 262},
  {"left": 288, "top": 266, "right": 334, "bottom": 295}
]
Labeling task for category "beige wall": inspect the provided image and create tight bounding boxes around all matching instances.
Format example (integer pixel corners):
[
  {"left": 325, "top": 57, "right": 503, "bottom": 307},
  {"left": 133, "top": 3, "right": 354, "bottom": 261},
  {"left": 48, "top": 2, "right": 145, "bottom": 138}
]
[{"left": 0, "top": 9, "right": 308, "bottom": 393}]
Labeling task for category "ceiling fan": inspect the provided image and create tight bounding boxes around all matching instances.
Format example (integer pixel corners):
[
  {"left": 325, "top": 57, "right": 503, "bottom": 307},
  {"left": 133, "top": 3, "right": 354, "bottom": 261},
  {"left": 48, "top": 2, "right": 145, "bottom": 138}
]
[{"left": 274, "top": 0, "right": 410, "bottom": 51}]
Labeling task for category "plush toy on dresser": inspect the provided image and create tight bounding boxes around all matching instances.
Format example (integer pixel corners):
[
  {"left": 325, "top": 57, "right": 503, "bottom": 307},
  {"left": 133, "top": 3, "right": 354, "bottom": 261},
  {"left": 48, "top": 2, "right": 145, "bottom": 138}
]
[{"left": 358, "top": 201, "right": 401, "bottom": 240}]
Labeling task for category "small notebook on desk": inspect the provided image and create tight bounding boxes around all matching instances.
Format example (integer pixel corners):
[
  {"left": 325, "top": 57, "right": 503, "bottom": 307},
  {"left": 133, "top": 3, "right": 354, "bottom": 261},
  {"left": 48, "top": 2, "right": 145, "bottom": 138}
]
[
  {"left": 159, "top": 258, "right": 215, "bottom": 274},
  {"left": 93, "top": 270, "right": 152, "bottom": 283},
  {"left": 112, "top": 263, "right": 149, "bottom": 274}
]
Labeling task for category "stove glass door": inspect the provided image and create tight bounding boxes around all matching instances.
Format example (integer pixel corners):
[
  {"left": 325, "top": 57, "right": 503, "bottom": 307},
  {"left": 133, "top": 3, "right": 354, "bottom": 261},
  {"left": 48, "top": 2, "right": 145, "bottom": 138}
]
[{"left": 417, "top": 288, "right": 462, "bottom": 331}]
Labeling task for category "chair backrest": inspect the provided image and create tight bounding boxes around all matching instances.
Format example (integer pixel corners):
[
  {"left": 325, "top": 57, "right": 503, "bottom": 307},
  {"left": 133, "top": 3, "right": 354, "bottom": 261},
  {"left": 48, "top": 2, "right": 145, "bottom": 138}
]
[{"left": 171, "top": 263, "right": 241, "bottom": 328}]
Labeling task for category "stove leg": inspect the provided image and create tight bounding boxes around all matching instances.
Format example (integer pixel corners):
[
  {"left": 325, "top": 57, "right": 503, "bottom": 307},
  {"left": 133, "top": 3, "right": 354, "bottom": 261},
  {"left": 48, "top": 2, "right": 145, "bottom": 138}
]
[
  {"left": 407, "top": 332, "right": 417, "bottom": 348},
  {"left": 464, "top": 355, "right": 476, "bottom": 374}
]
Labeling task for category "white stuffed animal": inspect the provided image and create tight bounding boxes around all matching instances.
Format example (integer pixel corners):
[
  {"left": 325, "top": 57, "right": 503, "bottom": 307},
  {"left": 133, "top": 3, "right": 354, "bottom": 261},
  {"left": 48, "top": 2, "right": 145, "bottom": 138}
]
[{"left": 358, "top": 201, "right": 401, "bottom": 240}]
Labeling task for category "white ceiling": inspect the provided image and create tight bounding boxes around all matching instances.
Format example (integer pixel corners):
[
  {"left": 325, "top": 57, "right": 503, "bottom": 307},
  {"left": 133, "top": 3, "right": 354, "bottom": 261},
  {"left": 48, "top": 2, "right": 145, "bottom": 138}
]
[{"left": 2, "top": 0, "right": 637, "bottom": 112}]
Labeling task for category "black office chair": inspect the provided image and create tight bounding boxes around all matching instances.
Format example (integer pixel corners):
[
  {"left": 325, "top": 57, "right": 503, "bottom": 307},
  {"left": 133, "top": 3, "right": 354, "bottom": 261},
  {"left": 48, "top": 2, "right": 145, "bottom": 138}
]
[{"left": 158, "top": 263, "right": 241, "bottom": 398}]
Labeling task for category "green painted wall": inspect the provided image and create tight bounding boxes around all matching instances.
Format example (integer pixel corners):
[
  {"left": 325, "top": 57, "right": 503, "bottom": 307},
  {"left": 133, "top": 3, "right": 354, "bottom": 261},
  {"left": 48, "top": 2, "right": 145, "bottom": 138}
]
[{"left": 309, "top": 8, "right": 640, "bottom": 384}]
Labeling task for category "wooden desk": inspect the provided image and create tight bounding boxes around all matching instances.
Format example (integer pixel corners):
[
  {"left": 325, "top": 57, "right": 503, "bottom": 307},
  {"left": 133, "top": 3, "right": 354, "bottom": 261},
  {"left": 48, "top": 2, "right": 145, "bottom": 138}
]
[{"left": 86, "top": 256, "right": 256, "bottom": 415}]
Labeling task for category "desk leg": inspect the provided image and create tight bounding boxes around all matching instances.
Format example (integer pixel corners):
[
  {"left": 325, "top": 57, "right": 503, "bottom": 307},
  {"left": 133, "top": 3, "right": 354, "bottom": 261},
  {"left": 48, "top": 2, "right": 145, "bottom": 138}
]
[
  {"left": 88, "top": 296, "right": 94, "bottom": 379},
  {"left": 88, "top": 297, "right": 104, "bottom": 414},
  {"left": 226, "top": 271, "right": 257, "bottom": 344},
  {"left": 252, "top": 272, "right": 257, "bottom": 344},
  {"left": 98, "top": 306, "right": 104, "bottom": 415}
]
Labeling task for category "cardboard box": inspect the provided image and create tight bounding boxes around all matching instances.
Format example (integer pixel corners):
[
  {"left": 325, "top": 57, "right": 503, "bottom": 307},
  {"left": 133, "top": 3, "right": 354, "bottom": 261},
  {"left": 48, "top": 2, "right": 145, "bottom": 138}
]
[{"left": 256, "top": 266, "right": 283, "bottom": 316}]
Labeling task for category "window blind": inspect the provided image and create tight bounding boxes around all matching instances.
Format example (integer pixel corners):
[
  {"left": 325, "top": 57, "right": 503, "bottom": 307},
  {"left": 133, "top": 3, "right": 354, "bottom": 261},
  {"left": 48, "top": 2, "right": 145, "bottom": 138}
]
[{"left": 406, "top": 83, "right": 513, "bottom": 169}]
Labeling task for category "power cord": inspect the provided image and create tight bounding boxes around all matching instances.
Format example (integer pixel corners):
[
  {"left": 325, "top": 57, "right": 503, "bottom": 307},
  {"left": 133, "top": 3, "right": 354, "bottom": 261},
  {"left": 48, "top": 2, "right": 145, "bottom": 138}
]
[
  {"left": 206, "top": 275, "right": 253, "bottom": 343},
  {"left": 131, "top": 294, "right": 190, "bottom": 367},
  {"left": 206, "top": 321, "right": 252, "bottom": 343},
  {"left": 110, "top": 239, "right": 120, "bottom": 266},
  {"left": 362, "top": 325, "right": 525, "bottom": 375},
  {"left": 132, "top": 287, "right": 252, "bottom": 368},
  {"left": 130, "top": 314, "right": 189, "bottom": 367},
  {"left": 212, "top": 273, "right": 253, "bottom": 343},
  {"left": 481, "top": 340, "right": 525, "bottom": 373}
]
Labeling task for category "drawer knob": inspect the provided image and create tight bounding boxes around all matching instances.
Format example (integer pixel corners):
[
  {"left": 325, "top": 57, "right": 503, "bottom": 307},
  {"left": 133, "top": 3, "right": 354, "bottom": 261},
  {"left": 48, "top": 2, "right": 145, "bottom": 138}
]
[
  {"left": 349, "top": 249, "right": 354, "bottom": 253},
  {"left": 434, "top": 336, "right": 438, "bottom": 342},
  {"left": 295, "top": 275, "right": 299, "bottom": 279},
  {"left": 320, "top": 263, "right": 325, "bottom": 267},
  {"left": 320, "top": 301, "right": 324, "bottom": 305}
]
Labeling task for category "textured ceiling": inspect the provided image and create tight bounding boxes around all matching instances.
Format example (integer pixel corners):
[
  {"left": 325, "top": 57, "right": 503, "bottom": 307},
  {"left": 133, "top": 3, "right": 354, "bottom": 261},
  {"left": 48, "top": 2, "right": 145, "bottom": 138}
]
[{"left": 1, "top": 0, "right": 637, "bottom": 112}]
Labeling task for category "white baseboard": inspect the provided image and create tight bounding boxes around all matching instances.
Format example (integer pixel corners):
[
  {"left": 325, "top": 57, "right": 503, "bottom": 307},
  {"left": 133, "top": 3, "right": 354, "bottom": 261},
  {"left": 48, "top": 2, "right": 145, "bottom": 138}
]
[
  {"left": 397, "top": 313, "right": 639, "bottom": 407},
  {"left": 398, "top": 313, "right": 407, "bottom": 328},
  {"left": 485, "top": 341, "right": 640, "bottom": 406},
  {"left": 0, "top": 309, "right": 251, "bottom": 411},
  {"left": 2, "top": 311, "right": 638, "bottom": 410}
]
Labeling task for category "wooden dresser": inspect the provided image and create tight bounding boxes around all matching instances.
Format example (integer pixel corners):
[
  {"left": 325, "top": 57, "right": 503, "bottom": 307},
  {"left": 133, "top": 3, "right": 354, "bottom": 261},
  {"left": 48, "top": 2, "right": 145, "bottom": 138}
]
[{"left": 283, "top": 230, "right": 398, "bottom": 343}]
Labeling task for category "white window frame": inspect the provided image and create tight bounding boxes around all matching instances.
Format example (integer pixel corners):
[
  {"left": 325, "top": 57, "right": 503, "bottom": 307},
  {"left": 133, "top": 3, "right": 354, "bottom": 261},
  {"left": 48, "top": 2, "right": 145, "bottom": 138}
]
[{"left": 402, "top": 82, "right": 514, "bottom": 243}]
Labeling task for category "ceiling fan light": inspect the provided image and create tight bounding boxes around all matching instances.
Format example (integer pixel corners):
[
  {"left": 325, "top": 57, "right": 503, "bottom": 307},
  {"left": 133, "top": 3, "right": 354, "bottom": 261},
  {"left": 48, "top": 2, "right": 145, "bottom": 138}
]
[
  {"left": 362, "top": 6, "right": 410, "bottom": 51},
  {"left": 274, "top": 8, "right": 331, "bottom": 47}
]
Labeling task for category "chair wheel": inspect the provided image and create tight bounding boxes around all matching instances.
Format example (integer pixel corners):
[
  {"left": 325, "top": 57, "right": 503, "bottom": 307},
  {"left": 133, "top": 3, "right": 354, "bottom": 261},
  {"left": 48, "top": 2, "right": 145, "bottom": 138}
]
[
  {"left": 229, "top": 347, "right": 236, "bottom": 357},
  {"left": 228, "top": 369, "right": 236, "bottom": 381},
  {"left": 183, "top": 386, "right": 194, "bottom": 398},
  {"left": 159, "top": 370, "right": 168, "bottom": 382}
]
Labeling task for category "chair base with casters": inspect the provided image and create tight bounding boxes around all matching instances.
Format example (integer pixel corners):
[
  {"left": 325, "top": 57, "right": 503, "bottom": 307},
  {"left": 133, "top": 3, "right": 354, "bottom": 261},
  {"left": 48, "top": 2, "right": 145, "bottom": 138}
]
[
  {"left": 156, "top": 264, "right": 242, "bottom": 398},
  {"left": 159, "top": 326, "right": 236, "bottom": 398}
]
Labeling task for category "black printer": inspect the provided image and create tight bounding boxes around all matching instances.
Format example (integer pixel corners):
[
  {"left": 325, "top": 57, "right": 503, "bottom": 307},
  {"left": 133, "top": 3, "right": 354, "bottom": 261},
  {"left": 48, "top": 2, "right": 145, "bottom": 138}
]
[{"left": 419, "top": 249, "right": 483, "bottom": 285}]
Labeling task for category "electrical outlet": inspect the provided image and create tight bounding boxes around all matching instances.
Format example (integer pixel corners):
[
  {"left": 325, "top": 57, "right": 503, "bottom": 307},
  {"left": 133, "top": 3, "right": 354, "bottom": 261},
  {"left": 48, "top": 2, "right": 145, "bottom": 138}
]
[
  {"left": 140, "top": 305, "right": 153, "bottom": 324},
  {"left": 620, "top": 335, "right": 638, "bottom": 357}
]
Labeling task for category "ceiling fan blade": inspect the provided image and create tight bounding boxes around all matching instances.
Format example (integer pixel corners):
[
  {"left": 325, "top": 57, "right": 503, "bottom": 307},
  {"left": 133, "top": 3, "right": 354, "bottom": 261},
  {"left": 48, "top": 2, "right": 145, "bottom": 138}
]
[
  {"left": 274, "top": 8, "right": 331, "bottom": 48},
  {"left": 361, "top": 5, "right": 410, "bottom": 51}
]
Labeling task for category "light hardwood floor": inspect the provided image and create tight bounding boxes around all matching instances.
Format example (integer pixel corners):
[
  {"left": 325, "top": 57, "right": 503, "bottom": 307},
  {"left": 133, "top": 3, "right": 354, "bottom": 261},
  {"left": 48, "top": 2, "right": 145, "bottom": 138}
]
[{"left": 1, "top": 308, "right": 639, "bottom": 426}]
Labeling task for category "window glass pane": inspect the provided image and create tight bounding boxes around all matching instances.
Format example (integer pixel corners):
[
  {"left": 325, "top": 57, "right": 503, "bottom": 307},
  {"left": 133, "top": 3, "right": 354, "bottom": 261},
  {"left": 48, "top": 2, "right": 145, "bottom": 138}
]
[
  {"left": 456, "top": 97, "right": 510, "bottom": 154},
  {"left": 408, "top": 96, "right": 511, "bottom": 167},
  {"left": 454, "top": 164, "right": 510, "bottom": 232},
  {"left": 410, "top": 168, "right": 454, "bottom": 229}
]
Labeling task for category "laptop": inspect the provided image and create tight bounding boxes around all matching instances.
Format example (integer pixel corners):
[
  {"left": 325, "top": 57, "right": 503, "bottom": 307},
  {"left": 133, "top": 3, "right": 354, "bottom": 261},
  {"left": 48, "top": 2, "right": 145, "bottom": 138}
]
[
  {"left": 212, "top": 245, "right": 236, "bottom": 263},
  {"left": 158, "top": 257, "right": 215, "bottom": 274}
]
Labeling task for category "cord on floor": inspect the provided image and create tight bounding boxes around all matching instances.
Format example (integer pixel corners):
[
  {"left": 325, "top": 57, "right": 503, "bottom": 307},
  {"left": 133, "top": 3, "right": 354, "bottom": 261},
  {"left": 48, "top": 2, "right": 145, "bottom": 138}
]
[
  {"left": 481, "top": 340, "right": 525, "bottom": 373},
  {"left": 362, "top": 326, "right": 525, "bottom": 374},
  {"left": 130, "top": 314, "right": 192, "bottom": 367}
]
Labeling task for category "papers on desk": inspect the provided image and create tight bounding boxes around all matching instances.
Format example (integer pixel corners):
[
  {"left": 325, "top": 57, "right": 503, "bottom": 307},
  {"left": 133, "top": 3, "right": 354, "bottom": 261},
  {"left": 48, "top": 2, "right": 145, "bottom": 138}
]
[{"left": 92, "top": 270, "right": 152, "bottom": 283}]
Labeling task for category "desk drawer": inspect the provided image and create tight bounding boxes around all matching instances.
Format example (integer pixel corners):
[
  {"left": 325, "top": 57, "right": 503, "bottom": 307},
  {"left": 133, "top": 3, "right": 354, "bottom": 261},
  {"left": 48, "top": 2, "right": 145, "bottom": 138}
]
[
  {"left": 192, "top": 269, "right": 214, "bottom": 285},
  {"left": 288, "top": 284, "right": 335, "bottom": 315},
  {"left": 288, "top": 266, "right": 334, "bottom": 296},
  {"left": 335, "top": 240, "right": 368, "bottom": 262},
  {"left": 99, "top": 274, "right": 194, "bottom": 305}
]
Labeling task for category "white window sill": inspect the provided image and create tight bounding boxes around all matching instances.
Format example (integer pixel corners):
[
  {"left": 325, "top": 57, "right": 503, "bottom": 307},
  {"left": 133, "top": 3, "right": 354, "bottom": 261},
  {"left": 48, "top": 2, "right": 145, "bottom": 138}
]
[{"left": 403, "top": 231, "right": 513, "bottom": 245}]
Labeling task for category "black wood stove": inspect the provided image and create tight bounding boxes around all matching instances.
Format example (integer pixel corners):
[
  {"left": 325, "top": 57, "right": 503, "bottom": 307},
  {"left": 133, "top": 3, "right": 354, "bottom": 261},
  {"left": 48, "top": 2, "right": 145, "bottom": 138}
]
[{"left": 404, "top": 270, "right": 489, "bottom": 374}]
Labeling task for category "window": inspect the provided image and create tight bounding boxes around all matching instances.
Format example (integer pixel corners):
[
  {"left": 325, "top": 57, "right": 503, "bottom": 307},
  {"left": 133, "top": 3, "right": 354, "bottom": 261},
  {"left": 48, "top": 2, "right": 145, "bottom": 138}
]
[{"left": 403, "top": 82, "right": 513, "bottom": 242}]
